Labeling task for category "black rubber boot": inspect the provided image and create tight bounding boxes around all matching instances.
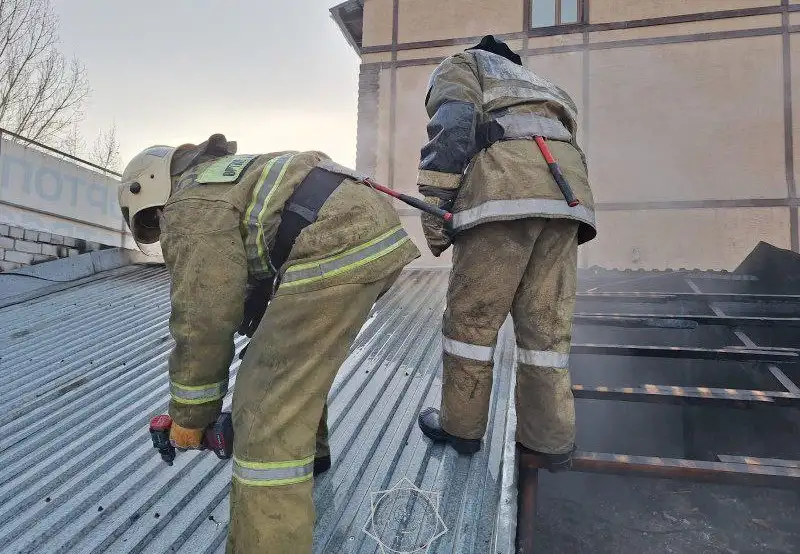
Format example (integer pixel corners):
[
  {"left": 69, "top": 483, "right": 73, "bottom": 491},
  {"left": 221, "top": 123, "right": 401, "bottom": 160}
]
[
  {"left": 314, "top": 455, "right": 331, "bottom": 476},
  {"left": 418, "top": 407, "right": 482, "bottom": 454},
  {"left": 517, "top": 443, "right": 576, "bottom": 473}
]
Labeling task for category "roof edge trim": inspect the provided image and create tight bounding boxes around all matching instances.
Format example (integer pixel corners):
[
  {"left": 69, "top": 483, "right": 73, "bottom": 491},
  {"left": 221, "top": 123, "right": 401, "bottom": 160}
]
[{"left": 330, "top": 0, "right": 364, "bottom": 55}]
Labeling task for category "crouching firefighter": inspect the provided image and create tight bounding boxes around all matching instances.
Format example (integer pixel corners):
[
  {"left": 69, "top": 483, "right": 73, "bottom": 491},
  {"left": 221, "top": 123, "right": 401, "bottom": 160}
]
[
  {"left": 118, "top": 134, "right": 420, "bottom": 553},
  {"left": 415, "top": 36, "right": 598, "bottom": 472}
]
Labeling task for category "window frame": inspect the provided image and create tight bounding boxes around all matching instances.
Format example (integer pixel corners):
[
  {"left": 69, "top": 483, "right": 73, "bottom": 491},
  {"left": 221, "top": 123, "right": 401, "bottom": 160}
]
[{"left": 530, "top": 0, "right": 587, "bottom": 30}]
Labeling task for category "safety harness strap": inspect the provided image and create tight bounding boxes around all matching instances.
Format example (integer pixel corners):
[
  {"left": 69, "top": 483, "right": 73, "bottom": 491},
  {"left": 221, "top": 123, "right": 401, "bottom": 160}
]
[{"left": 269, "top": 167, "right": 346, "bottom": 272}]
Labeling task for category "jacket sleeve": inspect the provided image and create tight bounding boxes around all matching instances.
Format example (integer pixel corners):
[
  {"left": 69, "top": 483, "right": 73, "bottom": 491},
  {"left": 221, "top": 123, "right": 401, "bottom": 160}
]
[
  {"left": 418, "top": 53, "right": 483, "bottom": 256},
  {"left": 159, "top": 199, "right": 248, "bottom": 429}
]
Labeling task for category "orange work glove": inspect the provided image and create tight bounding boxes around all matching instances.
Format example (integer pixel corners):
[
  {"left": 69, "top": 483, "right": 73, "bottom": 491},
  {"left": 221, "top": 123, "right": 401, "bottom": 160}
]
[{"left": 169, "top": 422, "right": 205, "bottom": 450}]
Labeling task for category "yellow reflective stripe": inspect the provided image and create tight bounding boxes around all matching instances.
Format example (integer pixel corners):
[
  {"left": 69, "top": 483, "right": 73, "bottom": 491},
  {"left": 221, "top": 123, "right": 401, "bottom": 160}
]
[
  {"left": 280, "top": 226, "right": 410, "bottom": 288},
  {"left": 170, "top": 379, "right": 228, "bottom": 405},
  {"left": 244, "top": 158, "right": 278, "bottom": 226},
  {"left": 244, "top": 158, "right": 280, "bottom": 275},
  {"left": 234, "top": 455, "right": 315, "bottom": 469},
  {"left": 233, "top": 474, "right": 313, "bottom": 487},
  {"left": 255, "top": 154, "right": 296, "bottom": 267},
  {"left": 286, "top": 226, "right": 403, "bottom": 272},
  {"left": 244, "top": 154, "right": 298, "bottom": 276},
  {"left": 232, "top": 455, "right": 315, "bottom": 487}
]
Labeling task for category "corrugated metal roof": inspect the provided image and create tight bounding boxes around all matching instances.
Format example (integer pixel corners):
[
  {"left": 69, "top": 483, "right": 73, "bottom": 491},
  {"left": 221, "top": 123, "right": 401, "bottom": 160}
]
[{"left": 0, "top": 265, "right": 517, "bottom": 554}]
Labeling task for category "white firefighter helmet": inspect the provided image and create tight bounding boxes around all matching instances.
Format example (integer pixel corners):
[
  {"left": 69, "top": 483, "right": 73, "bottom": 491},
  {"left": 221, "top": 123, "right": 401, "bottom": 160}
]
[
  {"left": 118, "top": 145, "right": 176, "bottom": 245},
  {"left": 118, "top": 135, "right": 238, "bottom": 245}
]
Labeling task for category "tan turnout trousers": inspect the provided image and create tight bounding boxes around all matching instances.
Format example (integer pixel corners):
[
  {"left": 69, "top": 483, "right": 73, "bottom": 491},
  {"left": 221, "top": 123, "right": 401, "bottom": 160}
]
[
  {"left": 440, "top": 218, "right": 578, "bottom": 455},
  {"left": 226, "top": 273, "right": 399, "bottom": 553}
]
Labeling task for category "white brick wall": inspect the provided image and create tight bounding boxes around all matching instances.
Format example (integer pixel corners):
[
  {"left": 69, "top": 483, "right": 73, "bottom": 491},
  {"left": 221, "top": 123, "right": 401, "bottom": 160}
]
[
  {"left": 14, "top": 240, "right": 41, "bottom": 254},
  {"left": 0, "top": 224, "right": 116, "bottom": 273},
  {"left": 5, "top": 250, "right": 34, "bottom": 264}
]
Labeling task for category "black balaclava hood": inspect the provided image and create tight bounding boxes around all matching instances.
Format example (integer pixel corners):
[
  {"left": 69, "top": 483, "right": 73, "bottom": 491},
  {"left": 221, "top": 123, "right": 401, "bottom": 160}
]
[{"left": 465, "top": 35, "right": 522, "bottom": 66}]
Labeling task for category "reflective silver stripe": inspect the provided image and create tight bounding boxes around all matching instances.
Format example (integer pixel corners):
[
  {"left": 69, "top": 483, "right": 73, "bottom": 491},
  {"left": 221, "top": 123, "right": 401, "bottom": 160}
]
[
  {"left": 233, "top": 457, "right": 314, "bottom": 486},
  {"left": 472, "top": 50, "right": 578, "bottom": 113},
  {"left": 316, "top": 159, "right": 368, "bottom": 182},
  {"left": 518, "top": 348, "right": 569, "bottom": 368},
  {"left": 281, "top": 226, "right": 410, "bottom": 286},
  {"left": 483, "top": 85, "right": 578, "bottom": 123},
  {"left": 442, "top": 335, "right": 495, "bottom": 362},
  {"left": 170, "top": 380, "right": 228, "bottom": 404},
  {"left": 451, "top": 199, "right": 596, "bottom": 233},
  {"left": 493, "top": 113, "right": 572, "bottom": 142}
]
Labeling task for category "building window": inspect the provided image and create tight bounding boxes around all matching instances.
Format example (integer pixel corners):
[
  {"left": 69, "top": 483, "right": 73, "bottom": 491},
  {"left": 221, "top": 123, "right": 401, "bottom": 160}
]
[{"left": 531, "top": 0, "right": 583, "bottom": 28}]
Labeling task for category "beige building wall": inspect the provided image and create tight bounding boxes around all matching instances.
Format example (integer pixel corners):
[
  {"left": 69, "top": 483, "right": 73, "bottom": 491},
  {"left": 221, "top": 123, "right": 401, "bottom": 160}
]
[{"left": 340, "top": 0, "right": 799, "bottom": 270}]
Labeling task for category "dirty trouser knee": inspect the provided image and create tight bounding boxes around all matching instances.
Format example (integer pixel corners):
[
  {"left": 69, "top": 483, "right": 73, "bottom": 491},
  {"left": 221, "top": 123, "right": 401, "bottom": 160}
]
[
  {"left": 226, "top": 274, "right": 398, "bottom": 554},
  {"left": 512, "top": 219, "right": 579, "bottom": 455},
  {"left": 440, "top": 221, "right": 540, "bottom": 439}
]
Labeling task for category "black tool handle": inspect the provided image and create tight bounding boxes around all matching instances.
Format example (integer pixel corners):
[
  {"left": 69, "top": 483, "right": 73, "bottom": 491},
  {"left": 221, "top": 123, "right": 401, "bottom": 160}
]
[{"left": 149, "top": 414, "right": 176, "bottom": 466}]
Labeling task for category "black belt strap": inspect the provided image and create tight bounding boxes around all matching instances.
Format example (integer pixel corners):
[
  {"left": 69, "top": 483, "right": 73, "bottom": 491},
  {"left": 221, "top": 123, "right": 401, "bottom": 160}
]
[
  {"left": 268, "top": 167, "right": 345, "bottom": 272},
  {"left": 475, "top": 120, "right": 505, "bottom": 151}
]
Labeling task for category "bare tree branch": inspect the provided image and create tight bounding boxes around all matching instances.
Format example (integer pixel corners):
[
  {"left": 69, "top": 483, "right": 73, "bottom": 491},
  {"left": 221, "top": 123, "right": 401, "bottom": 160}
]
[
  {"left": 0, "top": 0, "right": 89, "bottom": 142},
  {"left": 88, "top": 123, "right": 121, "bottom": 171},
  {"left": 59, "top": 119, "right": 86, "bottom": 157}
]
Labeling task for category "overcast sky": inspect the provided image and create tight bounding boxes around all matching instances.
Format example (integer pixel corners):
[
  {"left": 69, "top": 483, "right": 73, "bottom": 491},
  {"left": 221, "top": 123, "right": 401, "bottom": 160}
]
[{"left": 51, "top": 0, "right": 360, "bottom": 168}]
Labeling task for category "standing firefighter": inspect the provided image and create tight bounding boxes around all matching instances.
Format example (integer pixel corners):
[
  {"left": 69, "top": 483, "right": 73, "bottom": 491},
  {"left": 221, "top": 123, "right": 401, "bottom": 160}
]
[
  {"left": 118, "top": 135, "right": 420, "bottom": 553},
  {"left": 415, "top": 36, "right": 597, "bottom": 471}
]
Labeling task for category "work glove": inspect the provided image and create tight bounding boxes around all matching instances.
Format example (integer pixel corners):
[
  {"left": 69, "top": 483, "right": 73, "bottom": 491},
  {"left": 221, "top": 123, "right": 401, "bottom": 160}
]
[
  {"left": 419, "top": 188, "right": 457, "bottom": 257},
  {"left": 238, "top": 277, "right": 274, "bottom": 338},
  {"left": 169, "top": 422, "right": 205, "bottom": 451}
]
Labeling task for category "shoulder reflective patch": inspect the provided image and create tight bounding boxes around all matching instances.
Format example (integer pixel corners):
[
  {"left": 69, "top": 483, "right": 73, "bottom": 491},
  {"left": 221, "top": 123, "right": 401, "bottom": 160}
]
[
  {"left": 143, "top": 146, "right": 172, "bottom": 158},
  {"left": 473, "top": 49, "right": 531, "bottom": 82},
  {"left": 197, "top": 154, "right": 258, "bottom": 184},
  {"left": 473, "top": 50, "right": 578, "bottom": 113}
]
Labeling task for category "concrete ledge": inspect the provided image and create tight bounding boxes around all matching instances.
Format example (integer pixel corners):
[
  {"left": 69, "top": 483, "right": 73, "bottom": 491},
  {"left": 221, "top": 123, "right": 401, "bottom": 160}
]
[
  {"left": 9, "top": 247, "right": 159, "bottom": 281},
  {"left": 0, "top": 248, "right": 163, "bottom": 306}
]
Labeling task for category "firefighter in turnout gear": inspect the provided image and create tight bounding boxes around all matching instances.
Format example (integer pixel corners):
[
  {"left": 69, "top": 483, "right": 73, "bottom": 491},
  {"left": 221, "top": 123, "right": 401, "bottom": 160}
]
[
  {"left": 415, "top": 36, "right": 597, "bottom": 471},
  {"left": 118, "top": 134, "right": 420, "bottom": 553}
]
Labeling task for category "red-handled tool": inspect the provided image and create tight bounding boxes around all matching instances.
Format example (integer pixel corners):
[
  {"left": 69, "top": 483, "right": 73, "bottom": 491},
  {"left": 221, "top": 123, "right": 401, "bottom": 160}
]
[
  {"left": 363, "top": 178, "right": 453, "bottom": 222},
  {"left": 534, "top": 136, "right": 580, "bottom": 207},
  {"left": 149, "top": 413, "right": 234, "bottom": 466}
]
